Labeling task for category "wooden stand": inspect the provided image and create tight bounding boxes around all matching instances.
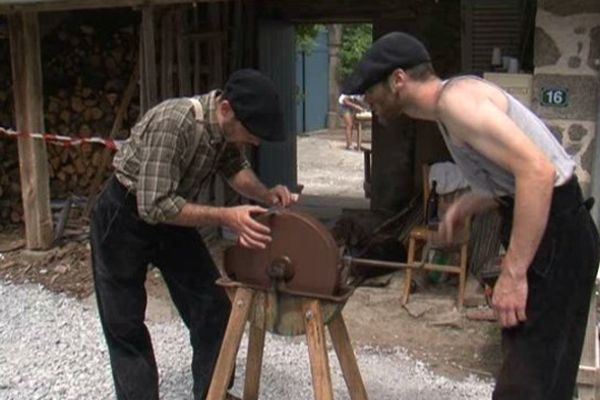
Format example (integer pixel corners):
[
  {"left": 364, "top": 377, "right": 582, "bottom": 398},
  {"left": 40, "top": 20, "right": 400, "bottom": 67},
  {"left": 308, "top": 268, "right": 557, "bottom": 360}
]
[{"left": 206, "top": 287, "right": 368, "bottom": 400}]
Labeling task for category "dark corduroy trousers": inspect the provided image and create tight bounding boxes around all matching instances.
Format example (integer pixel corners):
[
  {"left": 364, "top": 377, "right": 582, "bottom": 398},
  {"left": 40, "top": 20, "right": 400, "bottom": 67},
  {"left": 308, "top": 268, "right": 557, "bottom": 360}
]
[
  {"left": 493, "top": 177, "right": 600, "bottom": 400},
  {"left": 90, "top": 177, "right": 230, "bottom": 400}
]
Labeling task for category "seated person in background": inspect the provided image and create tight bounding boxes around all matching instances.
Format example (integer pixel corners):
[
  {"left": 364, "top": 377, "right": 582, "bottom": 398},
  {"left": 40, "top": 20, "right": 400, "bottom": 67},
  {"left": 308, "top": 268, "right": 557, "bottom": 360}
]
[{"left": 338, "top": 93, "right": 368, "bottom": 150}]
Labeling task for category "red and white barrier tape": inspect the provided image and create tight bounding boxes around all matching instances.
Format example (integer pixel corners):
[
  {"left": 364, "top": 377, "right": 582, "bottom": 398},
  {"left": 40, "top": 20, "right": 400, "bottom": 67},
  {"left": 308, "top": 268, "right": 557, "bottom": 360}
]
[{"left": 0, "top": 126, "right": 123, "bottom": 151}]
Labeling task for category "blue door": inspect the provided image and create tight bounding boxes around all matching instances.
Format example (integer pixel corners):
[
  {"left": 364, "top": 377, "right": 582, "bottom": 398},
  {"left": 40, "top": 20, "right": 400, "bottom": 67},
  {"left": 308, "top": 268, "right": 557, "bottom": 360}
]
[{"left": 296, "top": 30, "right": 329, "bottom": 133}]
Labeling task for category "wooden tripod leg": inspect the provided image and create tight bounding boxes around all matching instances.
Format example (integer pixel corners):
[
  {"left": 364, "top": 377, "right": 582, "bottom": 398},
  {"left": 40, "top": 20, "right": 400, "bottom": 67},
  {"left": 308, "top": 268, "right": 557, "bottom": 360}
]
[
  {"left": 243, "top": 292, "right": 267, "bottom": 400},
  {"left": 207, "top": 287, "right": 254, "bottom": 400},
  {"left": 303, "top": 299, "right": 334, "bottom": 400},
  {"left": 328, "top": 312, "right": 368, "bottom": 400}
]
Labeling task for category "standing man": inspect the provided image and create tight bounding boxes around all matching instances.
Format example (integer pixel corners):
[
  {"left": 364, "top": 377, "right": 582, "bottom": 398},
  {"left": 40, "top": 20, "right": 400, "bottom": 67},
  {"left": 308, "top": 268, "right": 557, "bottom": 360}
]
[
  {"left": 345, "top": 32, "right": 599, "bottom": 400},
  {"left": 90, "top": 69, "right": 296, "bottom": 400}
]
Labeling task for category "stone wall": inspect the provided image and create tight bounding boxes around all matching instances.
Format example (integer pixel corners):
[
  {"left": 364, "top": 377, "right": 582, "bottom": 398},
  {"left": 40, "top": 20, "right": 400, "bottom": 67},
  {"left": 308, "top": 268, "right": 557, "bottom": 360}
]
[{"left": 533, "top": 1, "right": 600, "bottom": 195}]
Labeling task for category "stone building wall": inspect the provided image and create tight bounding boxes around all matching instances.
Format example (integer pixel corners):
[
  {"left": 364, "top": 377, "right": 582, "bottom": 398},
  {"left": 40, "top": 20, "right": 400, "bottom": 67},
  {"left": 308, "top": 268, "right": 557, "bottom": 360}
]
[{"left": 533, "top": 0, "right": 600, "bottom": 195}]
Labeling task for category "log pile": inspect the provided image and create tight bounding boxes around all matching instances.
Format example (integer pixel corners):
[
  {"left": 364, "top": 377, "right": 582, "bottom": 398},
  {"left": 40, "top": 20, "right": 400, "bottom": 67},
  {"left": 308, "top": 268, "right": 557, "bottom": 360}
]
[
  {"left": 0, "top": 140, "right": 22, "bottom": 226},
  {"left": 0, "top": 11, "right": 140, "bottom": 226}
]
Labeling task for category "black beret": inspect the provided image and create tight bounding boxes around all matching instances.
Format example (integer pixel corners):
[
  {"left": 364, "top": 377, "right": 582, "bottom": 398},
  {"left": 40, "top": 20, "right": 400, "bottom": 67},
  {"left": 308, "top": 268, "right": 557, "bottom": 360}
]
[
  {"left": 344, "top": 32, "right": 431, "bottom": 94},
  {"left": 222, "top": 69, "right": 285, "bottom": 142}
]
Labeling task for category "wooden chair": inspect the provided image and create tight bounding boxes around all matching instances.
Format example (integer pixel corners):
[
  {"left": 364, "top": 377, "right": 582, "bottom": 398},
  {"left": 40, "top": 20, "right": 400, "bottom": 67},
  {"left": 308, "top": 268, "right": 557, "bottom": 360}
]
[{"left": 401, "top": 164, "right": 470, "bottom": 308}]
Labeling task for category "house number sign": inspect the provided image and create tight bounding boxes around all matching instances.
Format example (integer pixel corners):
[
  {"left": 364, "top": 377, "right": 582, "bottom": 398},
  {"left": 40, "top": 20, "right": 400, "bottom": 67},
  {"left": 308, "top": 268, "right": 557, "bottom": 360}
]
[{"left": 541, "top": 87, "right": 569, "bottom": 107}]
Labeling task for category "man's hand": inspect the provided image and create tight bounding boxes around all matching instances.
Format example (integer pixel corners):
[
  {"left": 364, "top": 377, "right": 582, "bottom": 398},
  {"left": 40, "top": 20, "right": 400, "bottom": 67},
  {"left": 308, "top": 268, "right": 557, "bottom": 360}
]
[
  {"left": 221, "top": 205, "right": 271, "bottom": 249},
  {"left": 492, "top": 265, "right": 528, "bottom": 328},
  {"left": 433, "top": 193, "right": 498, "bottom": 246},
  {"left": 267, "top": 185, "right": 299, "bottom": 207},
  {"left": 436, "top": 200, "right": 467, "bottom": 245}
]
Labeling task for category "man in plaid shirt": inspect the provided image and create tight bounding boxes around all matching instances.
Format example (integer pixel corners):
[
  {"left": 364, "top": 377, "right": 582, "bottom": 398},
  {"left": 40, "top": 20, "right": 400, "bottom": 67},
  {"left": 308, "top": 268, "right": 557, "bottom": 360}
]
[{"left": 90, "top": 69, "right": 295, "bottom": 400}]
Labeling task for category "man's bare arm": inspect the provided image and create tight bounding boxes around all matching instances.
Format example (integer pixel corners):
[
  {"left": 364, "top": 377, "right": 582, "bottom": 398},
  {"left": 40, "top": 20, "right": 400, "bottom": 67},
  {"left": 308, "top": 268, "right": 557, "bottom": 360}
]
[
  {"left": 438, "top": 80, "right": 555, "bottom": 327},
  {"left": 438, "top": 81, "right": 555, "bottom": 277},
  {"left": 437, "top": 192, "right": 499, "bottom": 244},
  {"left": 170, "top": 202, "right": 272, "bottom": 249},
  {"left": 228, "top": 168, "right": 273, "bottom": 205},
  {"left": 228, "top": 168, "right": 296, "bottom": 207}
]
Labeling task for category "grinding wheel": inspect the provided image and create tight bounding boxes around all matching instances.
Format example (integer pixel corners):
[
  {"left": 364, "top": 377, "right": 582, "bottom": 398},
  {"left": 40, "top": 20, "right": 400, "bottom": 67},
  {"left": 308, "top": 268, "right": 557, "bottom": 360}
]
[{"left": 223, "top": 210, "right": 347, "bottom": 336}]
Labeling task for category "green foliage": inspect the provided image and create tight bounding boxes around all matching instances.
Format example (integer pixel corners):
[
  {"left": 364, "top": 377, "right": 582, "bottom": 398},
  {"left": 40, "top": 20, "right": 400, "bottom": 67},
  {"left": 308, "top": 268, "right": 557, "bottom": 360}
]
[
  {"left": 338, "top": 24, "right": 373, "bottom": 82},
  {"left": 296, "top": 24, "right": 325, "bottom": 54}
]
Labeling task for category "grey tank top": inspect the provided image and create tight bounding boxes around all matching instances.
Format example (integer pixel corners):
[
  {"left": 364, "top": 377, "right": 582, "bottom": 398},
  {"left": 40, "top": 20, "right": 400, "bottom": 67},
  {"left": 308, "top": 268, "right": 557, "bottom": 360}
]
[{"left": 437, "top": 76, "right": 575, "bottom": 197}]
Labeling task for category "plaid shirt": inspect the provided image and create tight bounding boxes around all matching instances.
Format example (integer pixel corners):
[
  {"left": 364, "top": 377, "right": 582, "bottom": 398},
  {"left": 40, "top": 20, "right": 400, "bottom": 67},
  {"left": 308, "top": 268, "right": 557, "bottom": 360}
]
[{"left": 113, "top": 90, "right": 250, "bottom": 224}]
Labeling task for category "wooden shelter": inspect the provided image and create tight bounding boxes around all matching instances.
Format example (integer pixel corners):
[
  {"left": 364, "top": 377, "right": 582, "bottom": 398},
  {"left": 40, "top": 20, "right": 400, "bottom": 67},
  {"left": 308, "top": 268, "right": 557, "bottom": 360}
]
[
  {"left": 1, "top": 0, "right": 600, "bottom": 399},
  {"left": 0, "top": 0, "right": 249, "bottom": 250}
]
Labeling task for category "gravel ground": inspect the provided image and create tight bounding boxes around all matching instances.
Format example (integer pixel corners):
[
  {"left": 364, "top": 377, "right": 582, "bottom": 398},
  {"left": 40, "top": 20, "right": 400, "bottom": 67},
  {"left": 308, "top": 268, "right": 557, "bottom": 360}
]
[
  {"left": 297, "top": 134, "right": 365, "bottom": 198},
  {"left": 0, "top": 283, "right": 493, "bottom": 399}
]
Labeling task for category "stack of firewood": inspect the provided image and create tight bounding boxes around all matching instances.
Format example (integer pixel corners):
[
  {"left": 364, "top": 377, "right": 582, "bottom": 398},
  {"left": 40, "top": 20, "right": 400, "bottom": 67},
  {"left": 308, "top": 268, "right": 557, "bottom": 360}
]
[
  {"left": 0, "top": 139, "right": 22, "bottom": 225},
  {"left": 0, "top": 13, "right": 140, "bottom": 225}
]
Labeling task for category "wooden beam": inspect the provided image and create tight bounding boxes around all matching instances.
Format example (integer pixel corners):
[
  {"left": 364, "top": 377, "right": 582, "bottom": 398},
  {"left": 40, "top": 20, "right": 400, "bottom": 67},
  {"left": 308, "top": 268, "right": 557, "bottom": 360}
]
[
  {"left": 192, "top": 5, "right": 201, "bottom": 94},
  {"left": 176, "top": 7, "right": 191, "bottom": 96},
  {"left": 141, "top": 5, "right": 158, "bottom": 107},
  {"left": 8, "top": 12, "right": 53, "bottom": 250},
  {"left": 160, "top": 10, "right": 175, "bottom": 100},
  {"left": 0, "top": 0, "right": 228, "bottom": 14},
  {"left": 208, "top": 2, "right": 223, "bottom": 88},
  {"left": 230, "top": 0, "right": 243, "bottom": 71}
]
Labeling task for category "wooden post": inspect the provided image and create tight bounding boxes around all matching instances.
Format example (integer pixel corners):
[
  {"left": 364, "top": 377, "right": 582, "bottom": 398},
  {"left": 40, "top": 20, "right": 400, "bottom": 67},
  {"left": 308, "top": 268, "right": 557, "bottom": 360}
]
[
  {"left": 303, "top": 299, "right": 334, "bottom": 400},
  {"left": 207, "top": 287, "right": 254, "bottom": 400},
  {"left": 8, "top": 12, "right": 53, "bottom": 250},
  {"left": 243, "top": 291, "right": 267, "bottom": 400},
  {"left": 328, "top": 313, "right": 368, "bottom": 400}
]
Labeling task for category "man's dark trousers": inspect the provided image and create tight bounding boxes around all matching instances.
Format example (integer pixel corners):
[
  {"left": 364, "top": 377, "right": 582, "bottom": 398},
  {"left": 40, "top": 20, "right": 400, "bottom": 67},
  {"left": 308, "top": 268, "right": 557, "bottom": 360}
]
[
  {"left": 90, "top": 177, "right": 231, "bottom": 400},
  {"left": 493, "top": 177, "right": 600, "bottom": 400}
]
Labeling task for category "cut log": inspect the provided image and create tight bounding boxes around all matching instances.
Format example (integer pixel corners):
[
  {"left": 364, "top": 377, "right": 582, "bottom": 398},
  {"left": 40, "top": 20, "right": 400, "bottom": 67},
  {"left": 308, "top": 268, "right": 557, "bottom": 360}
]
[{"left": 71, "top": 96, "right": 85, "bottom": 113}]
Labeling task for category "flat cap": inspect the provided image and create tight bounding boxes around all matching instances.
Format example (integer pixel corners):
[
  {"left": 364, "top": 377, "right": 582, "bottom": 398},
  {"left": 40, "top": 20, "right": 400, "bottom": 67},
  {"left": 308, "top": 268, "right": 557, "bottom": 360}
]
[
  {"left": 223, "top": 69, "right": 285, "bottom": 142},
  {"left": 344, "top": 32, "right": 431, "bottom": 94}
]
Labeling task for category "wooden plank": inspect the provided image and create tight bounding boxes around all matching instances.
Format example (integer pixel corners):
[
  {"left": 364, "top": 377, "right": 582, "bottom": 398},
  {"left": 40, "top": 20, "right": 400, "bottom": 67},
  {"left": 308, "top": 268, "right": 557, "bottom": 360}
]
[
  {"left": 186, "top": 31, "right": 224, "bottom": 41},
  {"left": 303, "top": 299, "right": 334, "bottom": 400},
  {"left": 142, "top": 5, "right": 158, "bottom": 107},
  {"left": 328, "top": 312, "right": 368, "bottom": 400},
  {"left": 0, "top": 0, "right": 227, "bottom": 13},
  {"left": 229, "top": 0, "right": 243, "bottom": 72},
  {"left": 176, "top": 7, "right": 192, "bottom": 96},
  {"left": 460, "top": 0, "right": 474, "bottom": 74},
  {"left": 243, "top": 0, "right": 256, "bottom": 67},
  {"left": 208, "top": 2, "right": 223, "bottom": 88},
  {"left": 243, "top": 291, "right": 267, "bottom": 400},
  {"left": 139, "top": 30, "right": 147, "bottom": 113},
  {"left": 8, "top": 12, "right": 53, "bottom": 250},
  {"left": 160, "top": 10, "right": 175, "bottom": 100},
  {"left": 192, "top": 5, "right": 201, "bottom": 94}
]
